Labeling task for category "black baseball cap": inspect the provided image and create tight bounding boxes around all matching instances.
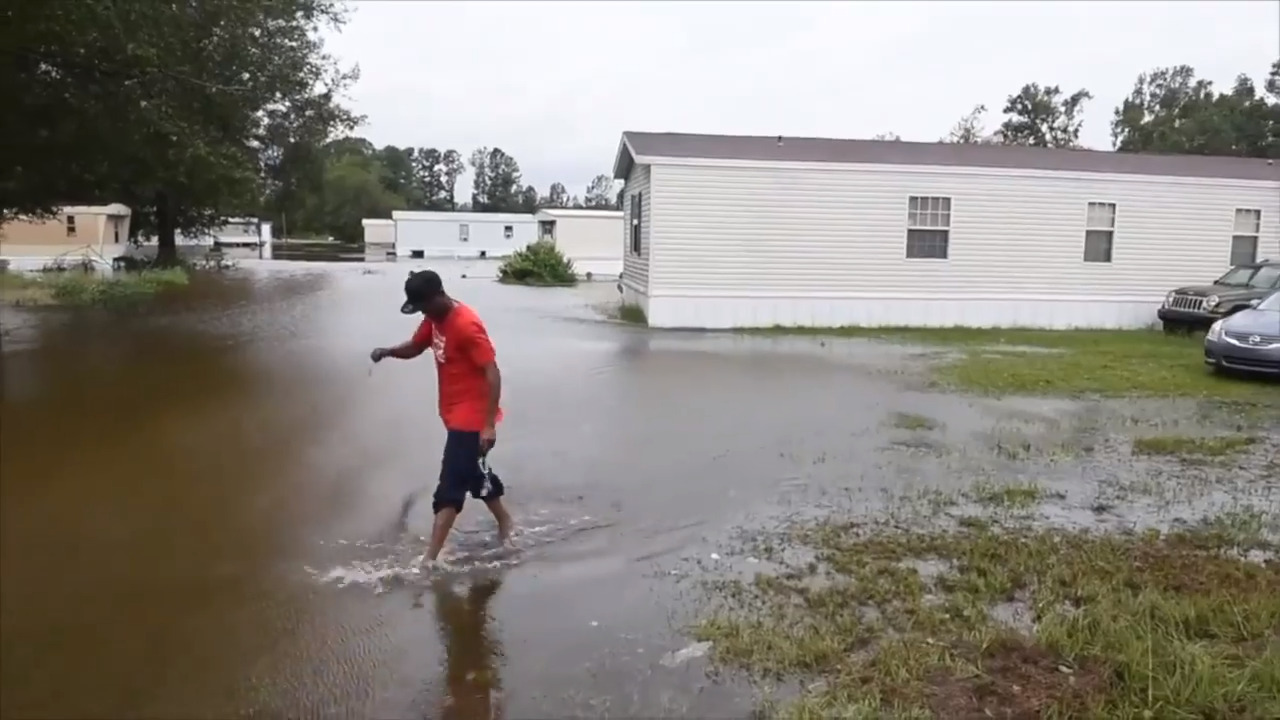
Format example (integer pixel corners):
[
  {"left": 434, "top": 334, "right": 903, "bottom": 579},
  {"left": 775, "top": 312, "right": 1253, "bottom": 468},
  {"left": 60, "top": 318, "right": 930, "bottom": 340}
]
[{"left": 401, "top": 269, "right": 445, "bottom": 314}]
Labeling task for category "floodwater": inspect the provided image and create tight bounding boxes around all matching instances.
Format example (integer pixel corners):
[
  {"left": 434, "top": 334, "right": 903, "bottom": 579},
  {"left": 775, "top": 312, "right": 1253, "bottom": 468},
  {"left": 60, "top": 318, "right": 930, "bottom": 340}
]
[{"left": 2, "top": 260, "right": 1274, "bottom": 718}]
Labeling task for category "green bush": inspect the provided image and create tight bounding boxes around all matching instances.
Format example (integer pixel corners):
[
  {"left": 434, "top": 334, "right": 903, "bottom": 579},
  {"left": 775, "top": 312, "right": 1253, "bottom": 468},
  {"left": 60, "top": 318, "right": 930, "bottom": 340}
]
[
  {"left": 497, "top": 240, "right": 577, "bottom": 286},
  {"left": 617, "top": 302, "right": 647, "bottom": 325},
  {"left": 42, "top": 267, "right": 189, "bottom": 307}
]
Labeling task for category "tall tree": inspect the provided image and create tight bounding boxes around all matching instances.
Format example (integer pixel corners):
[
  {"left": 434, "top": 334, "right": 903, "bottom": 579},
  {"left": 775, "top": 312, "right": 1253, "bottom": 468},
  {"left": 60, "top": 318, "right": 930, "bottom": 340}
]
[
  {"left": 439, "top": 150, "right": 465, "bottom": 211},
  {"left": 375, "top": 146, "right": 418, "bottom": 204},
  {"left": 2, "top": 0, "right": 360, "bottom": 262},
  {"left": 483, "top": 148, "right": 523, "bottom": 213},
  {"left": 412, "top": 147, "right": 446, "bottom": 210},
  {"left": 469, "top": 147, "right": 491, "bottom": 211},
  {"left": 941, "top": 105, "right": 997, "bottom": 144},
  {"left": 519, "top": 185, "right": 539, "bottom": 213},
  {"left": 544, "top": 182, "right": 569, "bottom": 208},
  {"left": 583, "top": 174, "right": 617, "bottom": 208},
  {"left": 1111, "top": 62, "right": 1280, "bottom": 157},
  {"left": 996, "top": 83, "right": 1093, "bottom": 149},
  {"left": 314, "top": 149, "right": 406, "bottom": 243}
]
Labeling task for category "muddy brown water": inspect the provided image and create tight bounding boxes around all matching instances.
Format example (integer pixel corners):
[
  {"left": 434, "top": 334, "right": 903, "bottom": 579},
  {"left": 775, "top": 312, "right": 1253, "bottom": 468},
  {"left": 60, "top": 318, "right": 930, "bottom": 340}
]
[{"left": 2, "top": 260, "right": 1274, "bottom": 718}]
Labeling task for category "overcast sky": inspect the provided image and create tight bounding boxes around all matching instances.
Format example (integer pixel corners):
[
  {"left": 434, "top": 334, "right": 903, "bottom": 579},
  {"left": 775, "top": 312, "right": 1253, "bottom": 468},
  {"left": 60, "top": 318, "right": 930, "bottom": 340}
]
[{"left": 323, "top": 0, "right": 1280, "bottom": 196}]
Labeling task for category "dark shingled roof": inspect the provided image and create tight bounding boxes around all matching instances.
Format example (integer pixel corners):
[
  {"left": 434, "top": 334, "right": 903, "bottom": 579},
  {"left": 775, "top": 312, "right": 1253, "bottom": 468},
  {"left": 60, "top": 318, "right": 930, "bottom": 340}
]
[{"left": 614, "top": 131, "right": 1280, "bottom": 182}]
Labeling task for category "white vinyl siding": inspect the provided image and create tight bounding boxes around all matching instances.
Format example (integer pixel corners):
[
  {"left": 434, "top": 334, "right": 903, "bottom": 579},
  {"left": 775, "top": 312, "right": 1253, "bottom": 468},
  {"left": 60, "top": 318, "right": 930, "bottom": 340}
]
[
  {"left": 620, "top": 164, "right": 651, "bottom": 293},
  {"left": 1231, "top": 208, "right": 1261, "bottom": 266},
  {"left": 391, "top": 211, "right": 535, "bottom": 258},
  {"left": 647, "top": 163, "right": 1279, "bottom": 299}
]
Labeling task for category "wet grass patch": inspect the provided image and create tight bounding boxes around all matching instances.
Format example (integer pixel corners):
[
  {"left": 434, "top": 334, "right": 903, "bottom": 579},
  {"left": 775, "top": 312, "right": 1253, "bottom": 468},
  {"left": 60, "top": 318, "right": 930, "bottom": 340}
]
[
  {"left": 966, "top": 479, "right": 1058, "bottom": 510},
  {"left": 695, "top": 514, "right": 1280, "bottom": 719},
  {"left": 888, "top": 412, "right": 942, "bottom": 432},
  {"left": 1132, "top": 433, "right": 1258, "bottom": 459},
  {"left": 749, "top": 326, "right": 1280, "bottom": 401},
  {"left": 615, "top": 302, "right": 648, "bottom": 325},
  {"left": 0, "top": 267, "right": 189, "bottom": 307}
]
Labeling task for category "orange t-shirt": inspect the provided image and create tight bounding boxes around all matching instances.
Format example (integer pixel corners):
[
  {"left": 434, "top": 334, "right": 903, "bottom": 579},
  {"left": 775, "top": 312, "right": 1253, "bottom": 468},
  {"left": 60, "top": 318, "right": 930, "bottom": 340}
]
[{"left": 409, "top": 302, "right": 503, "bottom": 431}]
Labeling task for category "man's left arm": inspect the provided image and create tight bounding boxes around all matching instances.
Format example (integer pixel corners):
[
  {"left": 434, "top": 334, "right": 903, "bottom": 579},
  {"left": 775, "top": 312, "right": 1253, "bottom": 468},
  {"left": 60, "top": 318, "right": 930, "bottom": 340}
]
[{"left": 466, "top": 320, "right": 501, "bottom": 431}]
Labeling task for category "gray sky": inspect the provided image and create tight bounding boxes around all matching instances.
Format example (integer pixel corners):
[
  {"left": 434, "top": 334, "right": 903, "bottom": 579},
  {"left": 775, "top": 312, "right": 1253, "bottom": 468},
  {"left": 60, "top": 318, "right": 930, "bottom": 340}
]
[{"left": 324, "top": 0, "right": 1280, "bottom": 197}]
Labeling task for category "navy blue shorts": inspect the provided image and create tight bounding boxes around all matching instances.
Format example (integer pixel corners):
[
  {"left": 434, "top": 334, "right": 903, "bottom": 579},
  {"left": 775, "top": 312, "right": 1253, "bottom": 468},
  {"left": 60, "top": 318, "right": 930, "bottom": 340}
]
[{"left": 432, "top": 430, "right": 505, "bottom": 514}]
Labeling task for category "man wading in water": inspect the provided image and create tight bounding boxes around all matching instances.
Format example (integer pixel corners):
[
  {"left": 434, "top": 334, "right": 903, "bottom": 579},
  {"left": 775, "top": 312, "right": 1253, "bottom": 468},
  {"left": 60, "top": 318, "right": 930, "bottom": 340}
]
[{"left": 371, "top": 270, "right": 515, "bottom": 567}]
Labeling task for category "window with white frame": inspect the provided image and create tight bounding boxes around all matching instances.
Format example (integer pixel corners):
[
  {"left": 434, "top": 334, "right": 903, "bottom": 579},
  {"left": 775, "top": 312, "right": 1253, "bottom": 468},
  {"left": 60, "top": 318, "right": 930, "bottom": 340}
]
[
  {"left": 905, "top": 196, "right": 951, "bottom": 259},
  {"left": 630, "top": 192, "right": 643, "bottom": 255},
  {"left": 65, "top": 215, "right": 77, "bottom": 238},
  {"left": 1231, "top": 208, "right": 1261, "bottom": 266},
  {"left": 459, "top": 223, "right": 470, "bottom": 242},
  {"left": 503, "top": 225, "right": 514, "bottom": 240},
  {"left": 1083, "top": 202, "right": 1116, "bottom": 263}
]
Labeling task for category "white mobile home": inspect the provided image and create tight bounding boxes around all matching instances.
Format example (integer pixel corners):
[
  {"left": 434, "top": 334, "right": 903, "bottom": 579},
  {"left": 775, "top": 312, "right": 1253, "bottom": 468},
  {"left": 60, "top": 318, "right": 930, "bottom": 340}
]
[
  {"left": 362, "top": 218, "right": 395, "bottom": 251},
  {"left": 613, "top": 131, "right": 1280, "bottom": 329},
  {"left": 392, "top": 211, "right": 535, "bottom": 259},
  {"left": 534, "top": 207, "right": 624, "bottom": 278}
]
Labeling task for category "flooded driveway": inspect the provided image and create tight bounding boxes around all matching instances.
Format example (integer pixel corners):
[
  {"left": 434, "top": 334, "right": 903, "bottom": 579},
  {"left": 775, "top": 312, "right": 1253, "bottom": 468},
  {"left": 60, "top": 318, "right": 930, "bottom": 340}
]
[{"left": 2, "top": 260, "right": 1270, "bottom": 718}]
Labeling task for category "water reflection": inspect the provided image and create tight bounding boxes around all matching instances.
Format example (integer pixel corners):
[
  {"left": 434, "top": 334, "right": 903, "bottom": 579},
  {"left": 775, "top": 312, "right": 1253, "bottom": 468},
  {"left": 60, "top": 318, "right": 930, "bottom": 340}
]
[{"left": 418, "top": 575, "right": 505, "bottom": 720}]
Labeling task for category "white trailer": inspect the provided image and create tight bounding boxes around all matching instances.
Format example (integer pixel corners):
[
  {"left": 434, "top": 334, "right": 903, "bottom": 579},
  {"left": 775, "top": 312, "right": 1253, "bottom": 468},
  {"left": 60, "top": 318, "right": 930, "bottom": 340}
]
[
  {"left": 534, "top": 208, "right": 624, "bottom": 279},
  {"left": 613, "top": 130, "right": 1280, "bottom": 329},
  {"left": 392, "top": 211, "right": 535, "bottom": 259}
]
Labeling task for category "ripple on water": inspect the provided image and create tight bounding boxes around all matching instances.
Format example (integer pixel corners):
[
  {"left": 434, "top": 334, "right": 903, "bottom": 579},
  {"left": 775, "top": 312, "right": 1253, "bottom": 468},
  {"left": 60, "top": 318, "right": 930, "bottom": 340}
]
[{"left": 308, "top": 512, "right": 611, "bottom": 594}]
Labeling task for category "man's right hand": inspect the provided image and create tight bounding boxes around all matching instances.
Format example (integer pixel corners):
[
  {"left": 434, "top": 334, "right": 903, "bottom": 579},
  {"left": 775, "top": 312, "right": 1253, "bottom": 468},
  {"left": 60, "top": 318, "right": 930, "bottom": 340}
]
[{"left": 370, "top": 347, "right": 390, "bottom": 363}]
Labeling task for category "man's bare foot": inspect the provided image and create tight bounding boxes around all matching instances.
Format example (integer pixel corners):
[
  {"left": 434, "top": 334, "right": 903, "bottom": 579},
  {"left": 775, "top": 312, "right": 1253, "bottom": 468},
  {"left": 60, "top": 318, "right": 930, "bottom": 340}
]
[{"left": 416, "top": 553, "right": 456, "bottom": 574}]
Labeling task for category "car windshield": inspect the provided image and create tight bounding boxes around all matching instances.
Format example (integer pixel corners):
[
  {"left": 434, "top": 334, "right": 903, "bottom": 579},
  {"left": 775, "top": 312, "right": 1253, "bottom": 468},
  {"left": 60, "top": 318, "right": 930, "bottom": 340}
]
[
  {"left": 1252, "top": 266, "right": 1280, "bottom": 288},
  {"left": 1216, "top": 265, "right": 1279, "bottom": 288},
  {"left": 1258, "top": 292, "right": 1280, "bottom": 311}
]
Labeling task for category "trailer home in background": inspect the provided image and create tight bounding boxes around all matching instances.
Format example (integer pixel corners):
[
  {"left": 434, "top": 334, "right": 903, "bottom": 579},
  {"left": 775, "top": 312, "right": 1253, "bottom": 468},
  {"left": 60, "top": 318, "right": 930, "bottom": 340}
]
[
  {"left": 392, "top": 211, "right": 535, "bottom": 259},
  {"left": 534, "top": 207, "right": 624, "bottom": 278}
]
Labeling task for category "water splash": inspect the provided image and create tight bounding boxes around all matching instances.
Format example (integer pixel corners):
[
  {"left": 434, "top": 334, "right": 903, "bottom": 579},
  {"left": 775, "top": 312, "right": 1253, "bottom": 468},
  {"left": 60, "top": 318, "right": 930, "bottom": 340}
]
[{"left": 308, "top": 515, "right": 603, "bottom": 594}]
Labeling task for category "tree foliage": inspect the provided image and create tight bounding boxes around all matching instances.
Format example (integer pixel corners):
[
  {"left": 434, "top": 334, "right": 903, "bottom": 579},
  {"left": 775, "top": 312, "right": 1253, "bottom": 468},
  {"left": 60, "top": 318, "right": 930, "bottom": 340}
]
[
  {"left": 0, "top": 0, "right": 620, "bottom": 253},
  {"left": 996, "top": 83, "right": 1093, "bottom": 148},
  {"left": 1111, "top": 61, "right": 1280, "bottom": 157},
  {"left": 2, "top": 0, "right": 361, "bottom": 262},
  {"left": 929, "top": 61, "right": 1279, "bottom": 157},
  {"left": 941, "top": 105, "right": 1000, "bottom": 145}
]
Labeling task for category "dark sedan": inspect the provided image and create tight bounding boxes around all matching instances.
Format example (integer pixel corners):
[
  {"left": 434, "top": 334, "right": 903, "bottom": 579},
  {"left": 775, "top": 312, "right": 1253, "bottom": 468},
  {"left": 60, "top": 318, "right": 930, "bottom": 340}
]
[{"left": 1204, "top": 291, "right": 1280, "bottom": 376}]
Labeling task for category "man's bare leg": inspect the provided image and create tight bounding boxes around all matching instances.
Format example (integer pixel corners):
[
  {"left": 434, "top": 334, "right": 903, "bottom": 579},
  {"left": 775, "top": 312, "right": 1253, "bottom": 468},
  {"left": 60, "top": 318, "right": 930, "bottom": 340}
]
[
  {"left": 484, "top": 498, "right": 515, "bottom": 546},
  {"left": 426, "top": 507, "right": 460, "bottom": 562}
]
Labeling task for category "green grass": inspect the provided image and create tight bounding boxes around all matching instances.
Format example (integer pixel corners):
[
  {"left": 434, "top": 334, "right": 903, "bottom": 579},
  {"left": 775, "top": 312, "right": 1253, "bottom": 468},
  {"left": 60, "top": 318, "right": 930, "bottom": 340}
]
[
  {"left": 0, "top": 267, "right": 189, "bottom": 307},
  {"left": 495, "top": 276, "right": 577, "bottom": 287},
  {"left": 966, "top": 479, "right": 1057, "bottom": 510},
  {"left": 616, "top": 302, "right": 647, "bottom": 325},
  {"left": 750, "top": 326, "right": 1280, "bottom": 401},
  {"left": 1132, "top": 434, "right": 1259, "bottom": 458},
  {"left": 888, "top": 412, "right": 942, "bottom": 432},
  {"left": 695, "top": 511, "right": 1280, "bottom": 719}
]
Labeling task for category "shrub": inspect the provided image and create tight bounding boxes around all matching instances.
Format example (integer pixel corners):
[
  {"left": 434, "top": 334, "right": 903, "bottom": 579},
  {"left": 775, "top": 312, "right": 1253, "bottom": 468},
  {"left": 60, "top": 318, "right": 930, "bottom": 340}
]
[
  {"left": 42, "top": 267, "right": 189, "bottom": 307},
  {"left": 497, "top": 240, "right": 577, "bottom": 286},
  {"left": 617, "top": 302, "right": 647, "bottom": 325}
]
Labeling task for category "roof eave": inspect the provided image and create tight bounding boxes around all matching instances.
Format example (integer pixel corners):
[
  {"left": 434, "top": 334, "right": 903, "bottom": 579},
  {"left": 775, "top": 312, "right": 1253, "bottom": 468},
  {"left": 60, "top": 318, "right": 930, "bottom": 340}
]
[{"left": 612, "top": 134, "right": 638, "bottom": 180}]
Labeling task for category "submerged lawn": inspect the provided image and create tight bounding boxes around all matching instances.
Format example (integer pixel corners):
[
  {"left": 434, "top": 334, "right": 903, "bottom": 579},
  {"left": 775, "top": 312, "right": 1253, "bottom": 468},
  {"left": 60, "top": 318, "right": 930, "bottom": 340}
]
[
  {"left": 695, "top": 507, "right": 1280, "bottom": 719},
  {"left": 0, "top": 267, "right": 188, "bottom": 307},
  {"left": 751, "top": 327, "right": 1280, "bottom": 400}
]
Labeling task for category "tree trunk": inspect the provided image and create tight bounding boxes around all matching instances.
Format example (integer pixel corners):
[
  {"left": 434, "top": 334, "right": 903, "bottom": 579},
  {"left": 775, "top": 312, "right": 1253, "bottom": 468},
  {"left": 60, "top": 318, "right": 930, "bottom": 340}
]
[{"left": 155, "top": 189, "right": 177, "bottom": 266}]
